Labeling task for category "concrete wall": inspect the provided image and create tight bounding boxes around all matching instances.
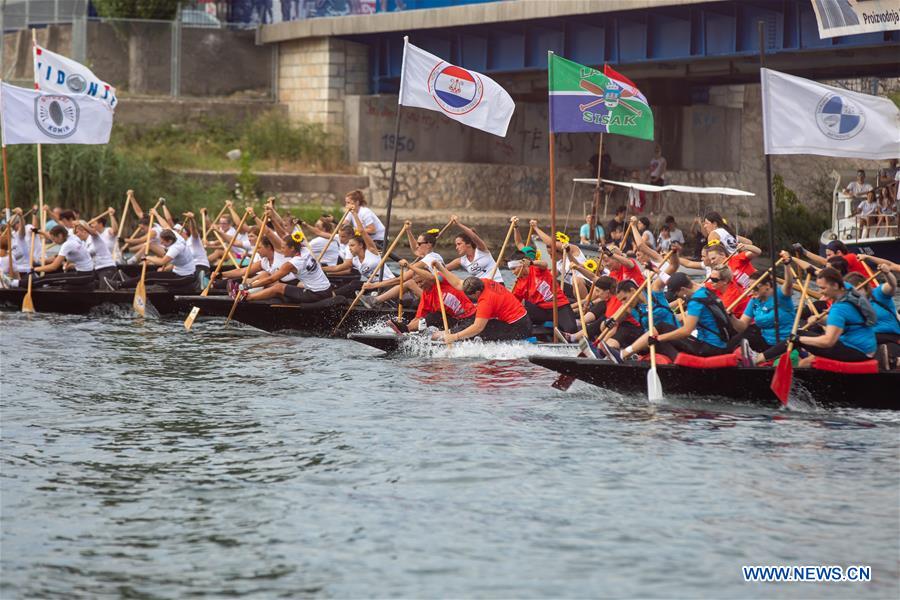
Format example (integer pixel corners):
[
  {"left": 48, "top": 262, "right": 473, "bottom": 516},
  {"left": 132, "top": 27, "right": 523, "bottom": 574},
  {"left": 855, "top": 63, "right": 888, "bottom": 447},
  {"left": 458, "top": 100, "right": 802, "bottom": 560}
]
[
  {"left": 3, "top": 23, "right": 273, "bottom": 97},
  {"left": 277, "top": 36, "right": 368, "bottom": 143},
  {"left": 349, "top": 81, "right": 888, "bottom": 236}
]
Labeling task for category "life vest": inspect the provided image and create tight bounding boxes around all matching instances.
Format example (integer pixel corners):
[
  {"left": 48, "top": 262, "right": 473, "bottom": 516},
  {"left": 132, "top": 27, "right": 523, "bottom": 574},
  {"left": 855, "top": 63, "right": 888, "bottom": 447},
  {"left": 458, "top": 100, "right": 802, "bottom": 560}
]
[
  {"left": 840, "top": 289, "right": 878, "bottom": 327},
  {"left": 691, "top": 291, "right": 737, "bottom": 343}
]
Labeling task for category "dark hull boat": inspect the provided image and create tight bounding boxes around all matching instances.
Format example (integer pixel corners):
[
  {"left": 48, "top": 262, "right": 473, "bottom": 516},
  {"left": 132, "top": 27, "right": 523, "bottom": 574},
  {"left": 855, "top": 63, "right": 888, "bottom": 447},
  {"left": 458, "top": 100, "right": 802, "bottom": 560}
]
[
  {"left": 529, "top": 356, "right": 900, "bottom": 411},
  {"left": 349, "top": 329, "right": 564, "bottom": 354},
  {"left": 173, "top": 294, "right": 416, "bottom": 334},
  {"left": 0, "top": 286, "right": 179, "bottom": 315}
]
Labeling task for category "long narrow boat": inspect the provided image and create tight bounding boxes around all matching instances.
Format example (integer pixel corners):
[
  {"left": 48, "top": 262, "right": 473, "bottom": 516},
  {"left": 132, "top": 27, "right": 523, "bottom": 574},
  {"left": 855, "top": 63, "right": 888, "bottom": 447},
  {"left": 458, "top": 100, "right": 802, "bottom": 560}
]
[
  {"left": 0, "top": 286, "right": 179, "bottom": 315},
  {"left": 348, "top": 331, "right": 576, "bottom": 355},
  {"left": 529, "top": 356, "right": 900, "bottom": 411},
  {"left": 174, "top": 294, "right": 416, "bottom": 334}
]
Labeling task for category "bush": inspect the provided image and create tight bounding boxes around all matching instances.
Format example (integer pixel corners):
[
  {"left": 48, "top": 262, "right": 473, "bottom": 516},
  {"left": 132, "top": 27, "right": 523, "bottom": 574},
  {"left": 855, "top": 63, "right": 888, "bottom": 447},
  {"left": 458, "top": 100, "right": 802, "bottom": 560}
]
[
  {"left": 4, "top": 143, "right": 227, "bottom": 218},
  {"left": 242, "top": 111, "right": 339, "bottom": 168},
  {"left": 751, "top": 174, "right": 830, "bottom": 253}
]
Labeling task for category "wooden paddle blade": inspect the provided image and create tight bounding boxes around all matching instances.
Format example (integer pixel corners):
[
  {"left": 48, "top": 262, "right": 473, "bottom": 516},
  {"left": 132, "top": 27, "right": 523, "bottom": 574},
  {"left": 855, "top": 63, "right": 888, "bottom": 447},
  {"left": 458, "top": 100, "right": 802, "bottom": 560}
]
[
  {"left": 647, "top": 367, "right": 663, "bottom": 403},
  {"left": 21, "top": 276, "right": 34, "bottom": 313},
  {"left": 770, "top": 353, "right": 793, "bottom": 406},
  {"left": 183, "top": 306, "right": 201, "bottom": 330},
  {"left": 133, "top": 281, "right": 147, "bottom": 317},
  {"left": 552, "top": 374, "right": 578, "bottom": 391}
]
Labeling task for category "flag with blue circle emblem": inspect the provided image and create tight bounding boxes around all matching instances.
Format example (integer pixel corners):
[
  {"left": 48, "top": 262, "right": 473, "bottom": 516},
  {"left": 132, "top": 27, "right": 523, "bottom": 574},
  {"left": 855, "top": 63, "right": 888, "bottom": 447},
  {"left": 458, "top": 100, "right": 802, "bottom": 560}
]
[
  {"left": 761, "top": 68, "right": 900, "bottom": 159},
  {"left": 398, "top": 37, "right": 515, "bottom": 138}
]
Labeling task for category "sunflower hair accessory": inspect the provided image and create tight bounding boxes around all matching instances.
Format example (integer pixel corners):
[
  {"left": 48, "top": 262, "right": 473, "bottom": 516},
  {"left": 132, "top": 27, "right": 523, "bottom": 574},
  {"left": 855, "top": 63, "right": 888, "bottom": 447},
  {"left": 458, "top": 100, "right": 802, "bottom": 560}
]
[
  {"left": 535, "top": 250, "right": 542, "bottom": 261},
  {"left": 555, "top": 232, "right": 570, "bottom": 244},
  {"left": 584, "top": 258, "right": 599, "bottom": 273},
  {"left": 426, "top": 228, "right": 440, "bottom": 235},
  {"left": 291, "top": 230, "right": 305, "bottom": 243},
  {"left": 354, "top": 229, "right": 362, "bottom": 236}
]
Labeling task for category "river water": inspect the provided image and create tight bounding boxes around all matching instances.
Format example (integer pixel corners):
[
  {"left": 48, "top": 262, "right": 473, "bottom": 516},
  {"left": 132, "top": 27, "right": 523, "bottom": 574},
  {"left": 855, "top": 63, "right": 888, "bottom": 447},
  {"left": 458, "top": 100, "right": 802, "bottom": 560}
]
[{"left": 1, "top": 309, "right": 898, "bottom": 599}]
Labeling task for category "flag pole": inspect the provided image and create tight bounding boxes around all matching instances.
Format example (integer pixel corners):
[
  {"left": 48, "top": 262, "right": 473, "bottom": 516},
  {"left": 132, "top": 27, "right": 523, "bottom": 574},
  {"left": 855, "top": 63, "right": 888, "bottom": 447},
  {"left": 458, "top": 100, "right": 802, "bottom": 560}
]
[
  {"left": 2, "top": 144, "right": 12, "bottom": 277},
  {"left": 32, "top": 29, "right": 46, "bottom": 265},
  {"left": 548, "top": 51, "right": 559, "bottom": 337},
  {"left": 758, "top": 21, "right": 780, "bottom": 344},
  {"left": 379, "top": 36, "right": 410, "bottom": 282},
  {"left": 591, "top": 132, "right": 603, "bottom": 244}
]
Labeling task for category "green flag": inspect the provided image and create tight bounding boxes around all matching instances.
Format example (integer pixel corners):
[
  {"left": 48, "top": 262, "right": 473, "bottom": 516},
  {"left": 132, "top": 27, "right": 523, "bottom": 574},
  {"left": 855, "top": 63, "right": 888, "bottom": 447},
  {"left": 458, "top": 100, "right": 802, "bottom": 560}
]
[{"left": 548, "top": 53, "right": 654, "bottom": 140}]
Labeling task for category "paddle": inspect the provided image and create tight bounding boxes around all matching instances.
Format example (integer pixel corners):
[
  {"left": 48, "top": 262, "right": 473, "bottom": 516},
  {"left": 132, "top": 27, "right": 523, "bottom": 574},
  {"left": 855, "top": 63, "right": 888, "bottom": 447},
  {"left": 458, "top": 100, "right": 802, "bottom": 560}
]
[
  {"left": 132, "top": 211, "right": 156, "bottom": 317},
  {"left": 204, "top": 203, "right": 229, "bottom": 243},
  {"left": 184, "top": 208, "right": 251, "bottom": 331},
  {"left": 645, "top": 274, "right": 663, "bottom": 402},
  {"left": 114, "top": 191, "right": 132, "bottom": 261},
  {"left": 489, "top": 217, "right": 517, "bottom": 280},
  {"left": 225, "top": 219, "right": 268, "bottom": 326},
  {"left": 397, "top": 264, "right": 404, "bottom": 321},
  {"left": 316, "top": 211, "right": 349, "bottom": 262},
  {"left": 432, "top": 269, "right": 453, "bottom": 346},
  {"left": 21, "top": 230, "right": 36, "bottom": 313},
  {"left": 210, "top": 230, "right": 242, "bottom": 269},
  {"left": 332, "top": 222, "right": 410, "bottom": 335},
  {"left": 770, "top": 272, "right": 812, "bottom": 406},
  {"left": 435, "top": 218, "right": 455, "bottom": 239}
]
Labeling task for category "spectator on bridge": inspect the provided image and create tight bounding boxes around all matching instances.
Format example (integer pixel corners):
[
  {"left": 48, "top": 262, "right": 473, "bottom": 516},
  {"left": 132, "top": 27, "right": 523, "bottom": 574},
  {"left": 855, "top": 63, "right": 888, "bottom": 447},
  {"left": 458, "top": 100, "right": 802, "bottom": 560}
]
[{"left": 648, "top": 143, "right": 667, "bottom": 215}]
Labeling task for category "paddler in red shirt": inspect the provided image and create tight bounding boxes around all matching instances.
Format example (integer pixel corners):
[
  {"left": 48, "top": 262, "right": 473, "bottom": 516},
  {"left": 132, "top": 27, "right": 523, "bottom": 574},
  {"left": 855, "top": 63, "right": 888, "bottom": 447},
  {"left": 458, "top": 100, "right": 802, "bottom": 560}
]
[
  {"left": 388, "top": 259, "right": 476, "bottom": 334},
  {"left": 508, "top": 247, "right": 578, "bottom": 333},
  {"left": 794, "top": 240, "right": 872, "bottom": 282},
  {"left": 705, "top": 239, "right": 761, "bottom": 289},
  {"left": 432, "top": 262, "right": 532, "bottom": 342},
  {"left": 604, "top": 246, "right": 646, "bottom": 285}
]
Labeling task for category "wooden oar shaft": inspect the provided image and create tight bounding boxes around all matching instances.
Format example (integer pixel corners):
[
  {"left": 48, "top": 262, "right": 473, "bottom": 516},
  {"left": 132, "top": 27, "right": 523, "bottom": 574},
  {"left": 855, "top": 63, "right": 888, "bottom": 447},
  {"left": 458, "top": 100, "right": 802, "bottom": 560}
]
[
  {"left": 333, "top": 223, "right": 410, "bottom": 334},
  {"left": 785, "top": 273, "right": 812, "bottom": 356},
  {"left": 436, "top": 218, "right": 454, "bottom": 239},
  {"left": 204, "top": 204, "right": 229, "bottom": 243},
  {"left": 316, "top": 211, "right": 349, "bottom": 262},
  {"left": 725, "top": 258, "right": 785, "bottom": 313},
  {"left": 211, "top": 230, "right": 242, "bottom": 269},
  {"left": 397, "top": 265, "right": 404, "bottom": 320},
  {"left": 199, "top": 209, "right": 251, "bottom": 297},
  {"left": 619, "top": 221, "right": 633, "bottom": 250},
  {"left": 572, "top": 264, "right": 589, "bottom": 341},
  {"left": 598, "top": 277, "right": 651, "bottom": 342},
  {"left": 225, "top": 220, "right": 268, "bottom": 325},
  {"left": 433, "top": 270, "right": 452, "bottom": 346},
  {"left": 489, "top": 219, "right": 517, "bottom": 280}
]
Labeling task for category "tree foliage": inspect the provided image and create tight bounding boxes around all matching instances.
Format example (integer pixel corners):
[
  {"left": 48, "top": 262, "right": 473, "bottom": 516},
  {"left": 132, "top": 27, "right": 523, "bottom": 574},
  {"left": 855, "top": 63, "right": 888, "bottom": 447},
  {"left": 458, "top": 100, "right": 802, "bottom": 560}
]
[
  {"left": 751, "top": 174, "right": 830, "bottom": 253},
  {"left": 92, "top": 0, "right": 181, "bottom": 20}
]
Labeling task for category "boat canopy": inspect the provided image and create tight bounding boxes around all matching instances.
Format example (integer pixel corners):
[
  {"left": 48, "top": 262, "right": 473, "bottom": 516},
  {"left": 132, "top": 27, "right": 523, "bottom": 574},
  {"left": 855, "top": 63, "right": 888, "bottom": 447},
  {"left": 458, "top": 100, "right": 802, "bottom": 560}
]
[{"left": 573, "top": 178, "right": 755, "bottom": 196}]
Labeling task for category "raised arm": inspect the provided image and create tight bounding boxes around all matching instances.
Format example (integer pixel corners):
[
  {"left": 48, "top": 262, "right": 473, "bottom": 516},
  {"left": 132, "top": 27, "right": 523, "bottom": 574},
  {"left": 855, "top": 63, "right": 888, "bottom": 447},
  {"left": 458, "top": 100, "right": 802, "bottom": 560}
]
[
  {"left": 433, "top": 260, "right": 464, "bottom": 290},
  {"left": 779, "top": 251, "right": 794, "bottom": 297},
  {"left": 405, "top": 221, "right": 417, "bottom": 253},
  {"left": 878, "top": 263, "right": 897, "bottom": 295},
  {"left": 352, "top": 210, "right": 378, "bottom": 254},
  {"left": 453, "top": 216, "right": 489, "bottom": 251}
]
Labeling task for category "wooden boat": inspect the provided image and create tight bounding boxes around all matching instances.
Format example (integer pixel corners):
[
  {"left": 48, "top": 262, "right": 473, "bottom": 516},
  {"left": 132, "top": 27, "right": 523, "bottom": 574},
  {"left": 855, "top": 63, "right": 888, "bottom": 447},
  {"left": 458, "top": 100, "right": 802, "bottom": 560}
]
[
  {"left": 528, "top": 355, "right": 900, "bottom": 411},
  {"left": 173, "top": 294, "right": 416, "bottom": 334},
  {"left": 348, "top": 331, "right": 575, "bottom": 355},
  {"left": 0, "top": 285, "right": 178, "bottom": 315}
]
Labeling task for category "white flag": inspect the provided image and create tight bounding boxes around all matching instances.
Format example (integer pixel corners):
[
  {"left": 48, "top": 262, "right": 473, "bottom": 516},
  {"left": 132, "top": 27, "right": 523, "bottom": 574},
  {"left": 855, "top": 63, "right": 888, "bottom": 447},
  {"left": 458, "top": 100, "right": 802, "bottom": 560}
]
[
  {"left": 399, "top": 37, "right": 515, "bottom": 137},
  {"left": 0, "top": 82, "right": 113, "bottom": 146},
  {"left": 33, "top": 43, "right": 118, "bottom": 110},
  {"left": 761, "top": 68, "right": 900, "bottom": 159}
]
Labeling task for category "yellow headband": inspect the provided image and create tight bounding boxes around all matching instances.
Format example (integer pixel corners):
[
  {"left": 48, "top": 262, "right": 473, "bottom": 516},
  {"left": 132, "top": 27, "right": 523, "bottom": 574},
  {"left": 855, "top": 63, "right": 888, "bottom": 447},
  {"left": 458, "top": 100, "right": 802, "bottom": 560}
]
[{"left": 426, "top": 228, "right": 440, "bottom": 235}]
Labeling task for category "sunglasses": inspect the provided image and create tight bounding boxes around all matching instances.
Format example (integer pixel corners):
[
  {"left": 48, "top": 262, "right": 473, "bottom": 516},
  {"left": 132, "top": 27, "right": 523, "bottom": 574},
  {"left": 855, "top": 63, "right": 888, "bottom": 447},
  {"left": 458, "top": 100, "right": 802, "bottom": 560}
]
[
  {"left": 708, "top": 277, "right": 722, "bottom": 283},
  {"left": 416, "top": 240, "right": 429, "bottom": 246}
]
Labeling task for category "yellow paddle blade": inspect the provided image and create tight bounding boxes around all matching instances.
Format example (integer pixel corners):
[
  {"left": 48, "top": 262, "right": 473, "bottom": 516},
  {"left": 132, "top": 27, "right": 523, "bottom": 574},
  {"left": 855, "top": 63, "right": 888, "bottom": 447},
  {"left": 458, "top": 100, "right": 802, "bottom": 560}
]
[
  {"left": 133, "top": 281, "right": 146, "bottom": 317},
  {"left": 21, "top": 275, "right": 35, "bottom": 313},
  {"left": 183, "top": 306, "right": 200, "bottom": 330}
]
